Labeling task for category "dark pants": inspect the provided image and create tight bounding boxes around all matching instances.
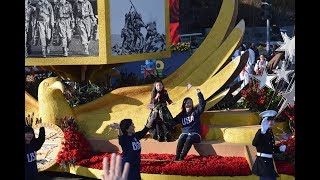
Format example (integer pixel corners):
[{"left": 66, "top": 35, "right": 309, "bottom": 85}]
[
  {"left": 122, "top": 161, "right": 141, "bottom": 180},
  {"left": 260, "top": 177, "right": 276, "bottom": 180},
  {"left": 175, "top": 133, "right": 201, "bottom": 160}
]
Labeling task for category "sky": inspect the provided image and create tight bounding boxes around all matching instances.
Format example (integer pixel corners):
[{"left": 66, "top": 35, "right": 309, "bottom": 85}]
[{"left": 109, "top": 0, "right": 166, "bottom": 35}]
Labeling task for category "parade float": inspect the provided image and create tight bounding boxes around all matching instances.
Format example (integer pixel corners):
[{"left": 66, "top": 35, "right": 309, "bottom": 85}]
[{"left": 25, "top": 0, "right": 295, "bottom": 179}]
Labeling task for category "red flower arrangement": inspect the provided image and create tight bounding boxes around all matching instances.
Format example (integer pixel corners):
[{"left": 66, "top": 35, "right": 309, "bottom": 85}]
[
  {"left": 277, "top": 104, "right": 295, "bottom": 122},
  {"left": 239, "top": 80, "right": 277, "bottom": 112},
  {"left": 275, "top": 160, "right": 295, "bottom": 176},
  {"left": 56, "top": 117, "right": 92, "bottom": 168},
  {"left": 276, "top": 104, "right": 295, "bottom": 132},
  {"left": 274, "top": 127, "right": 295, "bottom": 176},
  {"left": 240, "top": 80, "right": 295, "bottom": 124},
  {"left": 277, "top": 135, "right": 295, "bottom": 165}
]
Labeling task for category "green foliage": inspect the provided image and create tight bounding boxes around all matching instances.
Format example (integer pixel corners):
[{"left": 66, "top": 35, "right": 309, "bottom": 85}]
[{"left": 63, "top": 81, "right": 110, "bottom": 107}]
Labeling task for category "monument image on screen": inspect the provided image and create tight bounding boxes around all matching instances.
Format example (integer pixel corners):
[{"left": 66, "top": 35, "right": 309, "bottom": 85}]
[
  {"left": 110, "top": 0, "right": 166, "bottom": 56},
  {"left": 25, "top": 0, "right": 99, "bottom": 58}
]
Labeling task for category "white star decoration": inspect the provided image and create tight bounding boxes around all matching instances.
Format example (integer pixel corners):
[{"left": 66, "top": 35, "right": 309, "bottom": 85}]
[
  {"left": 276, "top": 32, "right": 295, "bottom": 62},
  {"left": 273, "top": 65, "right": 294, "bottom": 83},
  {"left": 277, "top": 81, "right": 295, "bottom": 114},
  {"left": 251, "top": 70, "right": 277, "bottom": 90}
]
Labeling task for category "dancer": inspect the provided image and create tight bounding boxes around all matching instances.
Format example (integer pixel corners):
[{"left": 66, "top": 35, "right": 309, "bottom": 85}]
[
  {"left": 148, "top": 80, "right": 175, "bottom": 142},
  {"left": 110, "top": 112, "right": 156, "bottom": 180},
  {"left": 25, "top": 125, "right": 46, "bottom": 180},
  {"left": 173, "top": 88, "right": 206, "bottom": 161},
  {"left": 252, "top": 110, "right": 287, "bottom": 180}
]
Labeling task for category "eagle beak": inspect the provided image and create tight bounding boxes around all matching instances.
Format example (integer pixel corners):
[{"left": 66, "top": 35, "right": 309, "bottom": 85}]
[{"left": 49, "top": 81, "right": 65, "bottom": 93}]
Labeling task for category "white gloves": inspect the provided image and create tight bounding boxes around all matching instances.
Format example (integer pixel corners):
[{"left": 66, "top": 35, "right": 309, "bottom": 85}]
[
  {"left": 280, "top": 145, "right": 286, "bottom": 152},
  {"left": 261, "top": 117, "right": 270, "bottom": 134}
]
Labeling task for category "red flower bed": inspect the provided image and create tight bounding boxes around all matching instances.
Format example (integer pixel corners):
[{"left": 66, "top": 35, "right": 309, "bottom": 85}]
[
  {"left": 143, "top": 154, "right": 251, "bottom": 176},
  {"left": 77, "top": 153, "right": 251, "bottom": 176},
  {"left": 75, "top": 152, "right": 295, "bottom": 177},
  {"left": 77, "top": 152, "right": 114, "bottom": 169}
]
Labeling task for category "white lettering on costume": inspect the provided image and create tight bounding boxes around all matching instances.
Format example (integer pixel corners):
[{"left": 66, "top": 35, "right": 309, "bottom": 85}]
[
  {"left": 27, "top": 151, "right": 37, "bottom": 162},
  {"left": 132, "top": 138, "right": 141, "bottom": 151},
  {"left": 182, "top": 115, "right": 194, "bottom": 126}
]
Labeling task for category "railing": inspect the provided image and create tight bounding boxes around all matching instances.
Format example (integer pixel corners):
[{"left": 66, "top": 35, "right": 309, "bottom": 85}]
[{"left": 178, "top": 33, "right": 203, "bottom": 43}]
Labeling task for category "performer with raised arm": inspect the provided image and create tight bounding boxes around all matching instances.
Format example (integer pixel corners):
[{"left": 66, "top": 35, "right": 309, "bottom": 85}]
[
  {"left": 110, "top": 112, "right": 157, "bottom": 180},
  {"left": 172, "top": 88, "right": 206, "bottom": 161},
  {"left": 252, "top": 110, "right": 287, "bottom": 180}
]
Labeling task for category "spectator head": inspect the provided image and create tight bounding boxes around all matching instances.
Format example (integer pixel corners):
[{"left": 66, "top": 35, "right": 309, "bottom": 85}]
[
  {"left": 250, "top": 43, "right": 256, "bottom": 49},
  {"left": 259, "top": 54, "right": 266, "bottom": 60}
]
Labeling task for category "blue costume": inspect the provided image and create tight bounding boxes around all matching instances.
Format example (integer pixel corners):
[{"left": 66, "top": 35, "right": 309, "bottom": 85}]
[
  {"left": 173, "top": 91, "right": 206, "bottom": 160},
  {"left": 25, "top": 127, "right": 45, "bottom": 180},
  {"left": 119, "top": 126, "right": 149, "bottom": 180}
]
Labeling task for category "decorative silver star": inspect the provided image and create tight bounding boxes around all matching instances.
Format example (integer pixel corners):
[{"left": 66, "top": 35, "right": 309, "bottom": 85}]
[
  {"left": 276, "top": 32, "right": 295, "bottom": 62},
  {"left": 277, "top": 81, "right": 295, "bottom": 114},
  {"left": 251, "top": 70, "right": 277, "bottom": 90},
  {"left": 273, "top": 65, "right": 294, "bottom": 83}
]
